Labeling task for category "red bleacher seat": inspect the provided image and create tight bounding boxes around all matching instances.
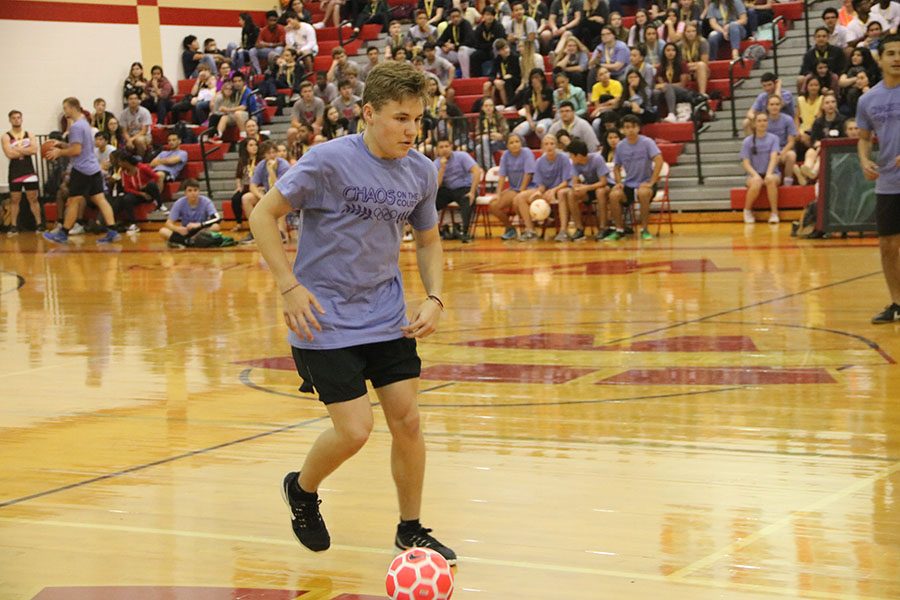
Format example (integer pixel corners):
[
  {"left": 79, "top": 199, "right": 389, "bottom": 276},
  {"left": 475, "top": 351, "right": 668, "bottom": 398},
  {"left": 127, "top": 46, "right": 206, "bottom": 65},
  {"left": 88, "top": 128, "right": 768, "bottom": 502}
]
[
  {"left": 730, "top": 185, "right": 816, "bottom": 210},
  {"left": 44, "top": 203, "right": 57, "bottom": 223},
  {"left": 708, "top": 60, "right": 752, "bottom": 80},
  {"left": 641, "top": 122, "right": 695, "bottom": 143},
  {"left": 133, "top": 202, "right": 156, "bottom": 222},
  {"left": 451, "top": 78, "right": 489, "bottom": 95},
  {"left": 773, "top": 1, "right": 804, "bottom": 21},
  {"left": 182, "top": 161, "right": 205, "bottom": 180},
  {"left": 318, "top": 39, "right": 362, "bottom": 57},
  {"left": 455, "top": 94, "right": 482, "bottom": 113},
  {"left": 222, "top": 203, "right": 236, "bottom": 220},
  {"left": 313, "top": 55, "right": 331, "bottom": 71},
  {"left": 178, "top": 79, "right": 196, "bottom": 95},
  {"left": 622, "top": 16, "right": 635, "bottom": 28},
  {"left": 707, "top": 79, "right": 733, "bottom": 99},
  {"left": 181, "top": 143, "right": 226, "bottom": 162},
  {"left": 657, "top": 143, "right": 684, "bottom": 166},
  {"left": 316, "top": 25, "right": 354, "bottom": 41},
  {"left": 359, "top": 23, "right": 381, "bottom": 40}
]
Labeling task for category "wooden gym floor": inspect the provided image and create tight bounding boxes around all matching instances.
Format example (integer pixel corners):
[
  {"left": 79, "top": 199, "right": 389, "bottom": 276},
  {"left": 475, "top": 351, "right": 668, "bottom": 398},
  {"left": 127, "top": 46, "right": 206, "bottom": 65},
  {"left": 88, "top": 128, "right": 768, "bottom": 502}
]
[{"left": 0, "top": 224, "right": 898, "bottom": 600}]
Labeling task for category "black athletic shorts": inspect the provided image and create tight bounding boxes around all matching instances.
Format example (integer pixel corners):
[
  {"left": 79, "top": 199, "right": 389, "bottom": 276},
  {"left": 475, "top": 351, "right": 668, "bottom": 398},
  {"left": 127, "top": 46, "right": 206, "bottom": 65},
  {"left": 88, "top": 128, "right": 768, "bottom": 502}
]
[
  {"left": 68, "top": 168, "right": 105, "bottom": 198},
  {"left": 9, "top": 180, "right": 38, "bottom": 193},
  {"left": 291, "top": 337, "right": 421, "bottom": 404},
  {"left": 623, "top": 183, "right": 658, "bottom": 205},
  {"left": 876, "top": 193, "right": 900, "bottom": 238}
]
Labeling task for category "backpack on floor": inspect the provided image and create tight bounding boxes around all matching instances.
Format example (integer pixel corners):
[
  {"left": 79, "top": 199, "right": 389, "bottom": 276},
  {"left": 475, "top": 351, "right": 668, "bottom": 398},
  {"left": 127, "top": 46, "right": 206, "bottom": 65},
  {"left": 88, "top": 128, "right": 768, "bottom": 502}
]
[{"left": 187, "top": 231, "right": 236, "bottom": 248}]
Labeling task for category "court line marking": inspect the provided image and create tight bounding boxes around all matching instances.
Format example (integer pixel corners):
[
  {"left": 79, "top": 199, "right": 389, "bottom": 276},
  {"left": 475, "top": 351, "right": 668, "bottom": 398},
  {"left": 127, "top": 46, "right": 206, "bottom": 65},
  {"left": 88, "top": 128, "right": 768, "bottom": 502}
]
[
  {"left": 0, "top": 516, "right": 890, "bottom": 600},
  {"left": 667, "top": 459, "right": 900, "bottom": 581},
  {"left": 599, "top": 270, "right": 884, "bottom": 346},
  {"left": 0, "top": 270, "right": 25, "bottom": 295}
]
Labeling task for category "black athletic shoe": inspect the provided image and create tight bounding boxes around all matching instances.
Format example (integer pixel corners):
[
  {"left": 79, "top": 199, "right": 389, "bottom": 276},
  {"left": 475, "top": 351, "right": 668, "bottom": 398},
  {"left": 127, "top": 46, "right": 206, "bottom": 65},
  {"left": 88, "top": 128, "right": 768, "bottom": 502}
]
[
  {"left": 871, "top": 303, "right": 900, "bottom": 324},
  {"left": 281, "top": 471, "right": 330, "bottom": 552},
  {"left": 395, "top": 523, "right": 457, "bottom": 566}
]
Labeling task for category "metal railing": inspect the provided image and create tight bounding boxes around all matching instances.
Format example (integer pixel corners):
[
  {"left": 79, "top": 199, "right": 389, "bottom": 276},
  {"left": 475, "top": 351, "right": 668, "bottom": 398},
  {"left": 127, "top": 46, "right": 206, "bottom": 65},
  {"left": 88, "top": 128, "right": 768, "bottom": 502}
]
[
  {"left": 771, "top": 15, "right": 785, "bottom": 77},
  {"left": 691, "top": 100, "right": 712, "bottom": 184},
  {"left": 197, "top": 128, "right": 219, "bottom": 198},
  {"left": 729, "top": 57, "right": 745, "bottom": 138}
]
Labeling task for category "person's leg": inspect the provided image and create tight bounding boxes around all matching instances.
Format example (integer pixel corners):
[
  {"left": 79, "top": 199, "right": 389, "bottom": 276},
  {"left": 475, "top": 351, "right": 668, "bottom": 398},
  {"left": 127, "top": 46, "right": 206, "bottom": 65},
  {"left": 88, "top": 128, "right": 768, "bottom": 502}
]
[
  {"left": 708, "top": 31, "right": 723, "bottom": 60},
  {"left": 133, "top": 136, "right": 148, "bottom": 157},
  {"left": 452, "top": 187, "right": 474, "bottom": 238},
  {"left": 232, "top": 190, "right": 245, "bottom": 226},
  {"left": 490, "top": 189, "right": 516, "bottom": 228},
  {"left": 217, "top": 115, "right": 232, "bottom": 136},
  {"left": 596, "top": 187, "right": 610, "bottom": 231},
  {"left": 695, "top": 62, "right": 709, "bottom": 96},
  {"left": 297, "top": 394, "right": 374, "bottom": 493},
  {"left": 569, "top": 189, "right": 585, "bottom": 230},
  {"left": 764, "top": 173, "right": 780, "bottom": 220},
  {"left": 514, "top": 189, "right": 538, "bottom": 232},
  {"left": 8, "top": 191, "right": 20, "bottom": 231},
  {"left": 249, "top": 47, "right": 263, "bottom": 74},
  {"left": 638, "top": 183, "right": 653, "bottom": 230},
  {"left": 25, "top": 188, "right": 42, "bottom": 227},
  {"left": 62, "top": 196, "right": 82, "bottom": 229},
  {"left": 89, "top": 192, "right": 117, "bottom": 229},
  {"left": 242, "top": 193, "right": 260, "bottom": 220},
  {"left": 782, "top": 151, "right": 797, "bottom": 184},
  {"left": 375, "top": 379, "right": 424, "bottom": 521},
  {"left": 744, "top": 175, "right": 762, "bottom": 222},
  {"left": 457, "top": 46, "right": 474, "bottom": 78},
  {"left": 728, "top": 23, "right": 745, "bottom": 59},
  {"left": 555, "top": 188, "right": 570, "bottom": 240},
  {"left": 609, "top": 187, "right": 625, "bottom": 230},
  {"left": 879, "top": 233, "right": 900, "bottom": 304},
  {"left": 159, "top": 226, "right": 173, "bottom": 240}
]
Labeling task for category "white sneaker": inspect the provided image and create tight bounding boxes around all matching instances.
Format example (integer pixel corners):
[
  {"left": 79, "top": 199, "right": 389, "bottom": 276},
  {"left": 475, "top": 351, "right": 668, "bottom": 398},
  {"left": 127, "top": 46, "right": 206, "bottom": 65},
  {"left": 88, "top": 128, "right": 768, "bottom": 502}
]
[
  {"left": 743, "top": 209, "right": 755, "bottom": 224},
  {"left": 553, "top": 231, "right": 569, "bottom": 242},
  {"left": 783, "top": 177, "right": 794, "bottom": 186},
  {"left": 313, "top": 21, "right": 325, "bottom": 29},
  {"left": 768, "top": 213, "right": 780, "bottom": 224},
  {"left": 663, "top": 113, "right": 678, "bottom": 123},
  {"left": 126, "top": 224, "right": 140, "bottom": 233},
  {"left": 69, "top": 223, "right": 85, "bottom": 235}
]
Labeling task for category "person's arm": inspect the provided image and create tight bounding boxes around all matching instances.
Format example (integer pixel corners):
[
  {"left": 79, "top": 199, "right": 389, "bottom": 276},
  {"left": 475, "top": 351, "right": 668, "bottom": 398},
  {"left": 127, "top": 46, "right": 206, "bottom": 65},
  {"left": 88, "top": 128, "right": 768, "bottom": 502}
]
[
  {"left": 402, "top": 224, "right": 444, "bottom": 338},
  {"left": 648, "top": 153, "right": 663, "bottom": 186},
  {"left": 250, "top": 187, "right": 325, "bottom": 340},
  {"left": 741, "top": 156, "right": 758, "bottom": 177},
  {"left": 765, "top": 150, "right": 778, "bottom": 178},
  {"left": 497, "top": 174, "right": 508, "bottom": 191},
  {"left": 613, "top": 163, "right": 623, "bottom": 186},
  {"left": 165, "top": 218, "right": 190, "bottom": 236},
  {"left": 520, "top": 172, "right": 533, "bottom": 190},
  {"left": 858, "top": 129, "right": 880, "bottom": 180},
  {"left": 468, "top": 164, "right": 483, "bottom": 200},
  {"left": 782, "top": 133, "right": 795, "bottom": 154},
  {"left": 1, "top": 135, "right": 20, "bottom": 160},
  {"left": 436, "top": 157, "right": 447, "bottom": 186}
]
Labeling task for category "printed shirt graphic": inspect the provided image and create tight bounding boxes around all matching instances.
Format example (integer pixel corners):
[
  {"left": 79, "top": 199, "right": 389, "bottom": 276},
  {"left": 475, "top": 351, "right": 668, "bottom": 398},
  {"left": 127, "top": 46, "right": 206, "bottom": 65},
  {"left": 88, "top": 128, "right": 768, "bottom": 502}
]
[
  {"left": 275, "top": 134, "right": 439, "bottom": 349},
  {"left": 856, "top": 81, "right": 900, "bottom": 194}
]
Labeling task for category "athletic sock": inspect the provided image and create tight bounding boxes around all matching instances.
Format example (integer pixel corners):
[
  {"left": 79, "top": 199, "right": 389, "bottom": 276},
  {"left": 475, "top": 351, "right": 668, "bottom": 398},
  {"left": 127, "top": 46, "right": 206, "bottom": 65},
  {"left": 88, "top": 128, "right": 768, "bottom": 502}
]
[{"left": 289, "top": 476, "right": 317, "bottom": 501}]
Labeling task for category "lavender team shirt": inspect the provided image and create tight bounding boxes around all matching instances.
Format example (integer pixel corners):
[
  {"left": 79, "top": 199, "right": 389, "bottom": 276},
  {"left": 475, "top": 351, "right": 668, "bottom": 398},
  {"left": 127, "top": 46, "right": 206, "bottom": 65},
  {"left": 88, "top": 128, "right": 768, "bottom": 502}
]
[
  {"left": 499, "top": 148, "right": 536, "bottom": 191},
  {"left": 434, "top": 151, "right": 476, "bottom": 189},
  {"left": 752, "top": 91, "right": 795, "bottom": 117},
  {"left": 275, "top": 134, "right": 439, "bottom": 349},
  {"left": 573, "top": 153, "right": 610, "bottom": 184},
  {"left": 69, "top": 118, "right": 100, "bottom": 175},
  {"left": 533, "top": 152, "right": 575, "bottom": 188},
  {"left": 252, "top": 158, "right": 292, "bottom": 192},
  {"left": 614, "top": 134, "right": 661, "bottom": 187},
  {"left": 155, "top": 149, "right": 188, "bottom": 179},
  {"left": 856, "top": 81, "right": 900, "bottom": 195},
  {"left": 766, "top": 112, "right": 797, "bottom": 148},
  {"left": 169, "top": 195, "right": 218, "bottom": 226},
  {"left": 740, "top": 133, "right": 781, "bottom": 175}
]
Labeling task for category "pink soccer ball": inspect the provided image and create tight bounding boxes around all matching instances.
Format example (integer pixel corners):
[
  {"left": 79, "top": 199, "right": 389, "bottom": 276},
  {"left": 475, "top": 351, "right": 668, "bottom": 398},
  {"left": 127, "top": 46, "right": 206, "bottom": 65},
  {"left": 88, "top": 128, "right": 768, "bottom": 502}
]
[{"left": 385, "top": 547, "right": 454, "bottom": 600}]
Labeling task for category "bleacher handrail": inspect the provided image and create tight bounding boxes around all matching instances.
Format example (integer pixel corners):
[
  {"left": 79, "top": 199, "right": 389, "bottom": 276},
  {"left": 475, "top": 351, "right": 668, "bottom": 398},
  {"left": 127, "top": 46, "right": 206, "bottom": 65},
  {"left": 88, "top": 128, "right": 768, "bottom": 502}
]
[
  {"left": 691, "top": 100, "right": 711, "bottom": 185},
  {"left": 771, "top": 15, "right": 785, "bottom": 78},
  {"left": 197, "top": 127, "right": 216, "bottom": 198},
  {"left": 729, "top": 57, "right": 745, "bottom": 138}
]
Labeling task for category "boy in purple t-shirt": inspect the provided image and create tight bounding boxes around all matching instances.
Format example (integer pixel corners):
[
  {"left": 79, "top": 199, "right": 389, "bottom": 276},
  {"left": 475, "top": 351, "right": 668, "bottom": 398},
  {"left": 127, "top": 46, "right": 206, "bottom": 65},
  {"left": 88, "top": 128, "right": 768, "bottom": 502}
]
[
  {"left": 43, "top": 97, "right": 120, "bottom": 245},
  {"left": 151, "top": 133, "right": 189, "bottom": 210},
  {"left": 608, "top": 114, "right": 663, "bottom": 241},
  {"left": 740, "top": 113, "right": 781, "bottom": 225},
  {"left": 560, "top": 138, "right": 610, "bottom": 241},
  {"left": 858, "top": 33, "right": 900, "bottom": 323},
  {"left": 513, "top": 134, "right": 576, "bottom": 240},
  {"left": 248, "top": 62, "right": 455, "bottom": 566},
  {"left": 433, "top": 137, "right": 484, "bottom": 243},
  {"left": 158, "top": 179, "right": 220, "bottom": 247}
]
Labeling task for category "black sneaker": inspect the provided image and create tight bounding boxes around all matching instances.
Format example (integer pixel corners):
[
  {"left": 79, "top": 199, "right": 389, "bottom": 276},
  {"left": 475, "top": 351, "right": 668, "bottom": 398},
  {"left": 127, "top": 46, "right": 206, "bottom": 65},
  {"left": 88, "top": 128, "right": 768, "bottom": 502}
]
[
  {"left": 281, "top": 471, "right": 330, "bottom": 552},
  {"left": 395, "top": 522, "right": 457, "bottom": 566},
  {"left": 871, "top": 303, "right": 900, "bottom": 324}
]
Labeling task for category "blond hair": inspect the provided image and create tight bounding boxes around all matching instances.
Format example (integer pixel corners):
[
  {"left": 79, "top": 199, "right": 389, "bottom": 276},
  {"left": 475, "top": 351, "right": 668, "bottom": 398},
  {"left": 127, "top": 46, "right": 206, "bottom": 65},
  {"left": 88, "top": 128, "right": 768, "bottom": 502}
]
[{"left": 362, "top": 61, "right": 428, "bottom": 111}]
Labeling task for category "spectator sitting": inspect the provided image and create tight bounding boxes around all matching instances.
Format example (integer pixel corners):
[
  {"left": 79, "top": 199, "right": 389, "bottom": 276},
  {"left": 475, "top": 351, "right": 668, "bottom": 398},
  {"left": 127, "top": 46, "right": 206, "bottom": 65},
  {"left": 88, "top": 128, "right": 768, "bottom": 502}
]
[
  {"left": 579, "top": 0, "right": 609, "bottom": 49},
  {"left": 795, "top": 78, "right": 824, "bottom": 151},
  {"left": 744, "top": 72, "right": 795, "bottom": 133},
  {"left": 259, "top": 48, "right": 306, "bottom": 113},
  {"left": 143, "top": 65, "right": 174, "bottom": 125},
  {"left": 643, "top": 26, "right": 664, "bottom": 67},
  {"left": 182, "top": 35, "right": 218, "bottom": 78},
  {"left": 512, "top": 67, "right": 556, "bottom": 139},
  {"left": 317, "top": 0, "right": 343, "bottom": 28},
  {"left": 847, "top": 0, "right": 888, "bottom": 44},
  {"left": 607, "top": 114, "right": 664, "bottom": 240},
  {"left": 250, "top": 11, "right": 286, "bottom": 75},
  {"left": 557, "top": 138, "right": 609, "bottom": 241},
  {"left": 797, "top": 91, "right": 846, "bottom": 184},
  {"left": 525, "top": 0, "right": 551, "bottom": 38},
  {"left": 385, "top": 20, "right": 406, "bottom": 59},
  {"left": 627, "top": 9, "right": 652, "bottom": 46},
  {"left": 332, "top": 79, "right": 362, "bottom": 126},
  {"left": 764, "top": 95, "right": 798, "bottom": 185},
  {"left": 346, "top": 65, "right": 365, "bottom": 98},
  {"left": 607, "top": 11, "right": 629, "bottom": 42},
  {"left": 549, "top": 101, "right": 600, "bottom": 150},
  {"left": 625, "top": 44, "right": 656, "bottom": 88},
  {"left": 291, "top": 81, "right": 325, "bottom": 135},
  {"left": 211, "top": 80, "right": 245, "bottom": 137},
  {"left": 859, "top": 19, "right": 885, "bottom": 56},
  {"left": 661, "top": 7, "right": 686, "bottom": 44},
  {"left": 504, "top": 2, "right": 539, "bottom": 53},
  {"left": 171, "top": 64, "right": 216, "bottom": 125},
  {"left": 203, "top": 38, "right": 229, "bottom": 66},
  {"left": 423, "top": 42, "right": 456, "bottom": 90},
  {"left": 123, "top": 62, "right": 147, "bottom": 105},
  {"left": 615, "top": 70, "right": 657, "bottom": 123},
  {"left": 802, "top": 59, "right": 841, "bottom": 95},
  {"left": 215, "top": 61, "right": 233, "bottom": 90},
  {"left": 320, "top": 105, "right": 350, "bottom": 140},
  {"left": 798, "top": 27, "right": 848, "bottom": 91},
  {"left": 360, "top": 46, "right": 382, "bottom": 81},
  {"left": 491, "top": 132, "right": 537, "bottom": 240},
  {"left": 739, "top": 112, "right": 781, "bottom": 224},
  {"left": 844, "top": 68, "right": 872, "bottom": 115},
  {"left": 314, "top": 71, "right": 338, "bottom": 104},
  {"left": 871, "top": 0, "right": 900, "bottom": 34},
  {"left": 677, "top": 22, "right": 710, "bottom": 98},
  {"left": 120, "top": 91, "right": 152, "bottom": 157},
  {"left": 283, "top": 0, "right": 312, "bottom": 27},
  {"left": 707, "top": 0, "right": 748, "bottom": 61},
  {"left": 353, "top": 0, "right": 390, "bottom": 33},
  {"left": 486, "top": 39, "right": 521, "bottom": 107},
  {"left": 471, "top": 7, "right": 506, "bottom": 77},
  {"left": 115, "top": 150, "right": 161, "bottom": 220},
  {"left": 242, "top": 119, "right": 268, "bottom": 146},
  {"left": 94, "top": 131, "right": 115, "bottom": 177},
  {"left": 284, "top": 11, "right": 317, "bottom": 71},
  {"left": 232, "top": 72, "right": 260, "bottom": 121},
  {"left": 288, "top": 120, "right": 312, "bottom": 161},
  {"left": 554, "top": 33, "right": 591, "bottom": 91},
  {"left": 418, "top": 0, "right": 448, "bottom": 26},
  {"left": 150, "top": 132, "right": 188, "bottom": 198},
  {"left": 821, "top": 7, "right": 853, "bottom": 48},
  {"left": 405, "top": 10, "right": 439, "bottom": 54},
  {"left": 653, "top": 43, "right": 696, "bottom": 123},
  {"left": 106, "top": 116, "right": 125, "bottom": 149},
  {"left": 590, "top": 26, "right": 631, "bottom": 82},
  {"left": 460, "top": 0, "right": 482, "bottom": 25},
  {"left": 839, "top": 0, "right": 857, "bottom": 26},
  {"left": 552, "top": 71, "right": 588, "bottom": 118},
  {"left": 437, "top": 8, "right": 477, "bottom": 78},
  {"left": 159, "top": 179, "right": 220, "bottom": 247},
  {"left": 243, "top": 140, "right": 290, "bottom": 243},
  {"left": 433, "top": 136, "right": 484, "bottom": 243},
  {"left": 514, "top": 134, "right": 576, "bottom": 241},
  {"left": 231, "top": 12, "right": 260, "bottom": 72},
  {"left": 326, "top": 47, "right": 353, "bottom": 84},
  {"left": 590, "top": 67, "right": 624, "bottom": 130},
  {"left": 231, "top": 137, "right": 259, "bottom": 231},
  {"left": 474, "top": 98, "right": 510, "bottom": 167},
  {"left": 91, "top": 98, "right": 116, "bottom": 136},
  {"left": 542, "top": 0, "right": 583, "bottom": 52}
]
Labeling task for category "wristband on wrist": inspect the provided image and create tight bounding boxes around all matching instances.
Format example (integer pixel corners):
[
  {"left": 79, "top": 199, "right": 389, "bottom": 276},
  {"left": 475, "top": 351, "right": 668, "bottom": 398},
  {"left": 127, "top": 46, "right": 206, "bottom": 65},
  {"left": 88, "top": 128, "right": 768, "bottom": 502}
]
[{"left": 427, "top": 294, "right": 444, "bottom": 311}]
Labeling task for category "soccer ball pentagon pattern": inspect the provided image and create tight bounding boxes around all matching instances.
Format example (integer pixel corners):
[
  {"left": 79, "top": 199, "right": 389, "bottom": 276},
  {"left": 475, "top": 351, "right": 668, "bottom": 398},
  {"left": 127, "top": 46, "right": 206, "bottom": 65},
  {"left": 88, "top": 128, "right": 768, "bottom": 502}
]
[{"left": 385, "top": 547, "right": 454, "bottom": 600}]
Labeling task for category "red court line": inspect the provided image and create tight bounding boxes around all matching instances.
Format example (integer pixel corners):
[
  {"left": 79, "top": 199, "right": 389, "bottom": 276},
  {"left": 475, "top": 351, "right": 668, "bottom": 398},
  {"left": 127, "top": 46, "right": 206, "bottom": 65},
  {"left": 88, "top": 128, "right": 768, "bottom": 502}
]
[
  {"left": 598, "top": 367, "right": 836, "bottom": 386},
  {"left": 0, "top": 0, "right": 137, "bottom": 24}
]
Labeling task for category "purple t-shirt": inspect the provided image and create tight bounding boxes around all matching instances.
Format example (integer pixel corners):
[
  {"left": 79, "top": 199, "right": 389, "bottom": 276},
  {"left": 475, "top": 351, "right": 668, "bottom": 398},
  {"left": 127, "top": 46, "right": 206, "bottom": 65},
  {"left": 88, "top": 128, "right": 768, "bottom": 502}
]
[
  {"left": 856, "top": 81, "right": 900, "bottom": 195},
  {"left": 573, "top": 153, "right": 610, "bottom": 184},
  {"left": 275, "top": 134, "right": 439, "bottom": 349},
  {"left": 752, "top": 91, "right": 795, "bottom": 117},
  {"left": 613, "top": 134, "right": 661, "bottom": 187},
  {"left": 766, "top": 112, "right": 797, "bottom": 148},
  {"left": 533, "top": 152, "right": 575, "bottom": 189},
  {"left": 251, "top": 158, "right": 292, "bottom": 192},
  {"left": 740, "top": 133, "right": 781, "bottom": 175},
  {"left": 592, "top": 41, "right": 631, "bottom": 76},
  {"left": 154, "top": 149, "right": 188, "bottom": 179},
  {"left": 169, "top": 195, "right": 218, "bottom": 226},
  {"left": 499, "top": 148, "right": 537, "bottom": 191},
  {"left": 69, "top": 118, "right": 100, "bottom": 175},
  {"left": 434, "top": 151, "right": 477, "bottom": 190}
]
